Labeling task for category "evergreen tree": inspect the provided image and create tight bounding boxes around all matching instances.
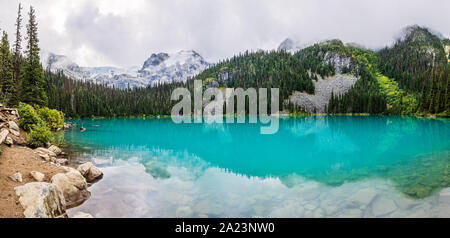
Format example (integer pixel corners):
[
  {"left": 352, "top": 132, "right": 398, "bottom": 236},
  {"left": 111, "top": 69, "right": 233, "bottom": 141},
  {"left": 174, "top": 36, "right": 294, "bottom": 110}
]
[
  {"left": 0, "top": 31, "right": 16, "bottom": 106},
  {"left": 20, "top": 6, "right": 47, "bottom": 106},
  {"left": 12, "top": 3, "right": 23, "bottom": 102}
]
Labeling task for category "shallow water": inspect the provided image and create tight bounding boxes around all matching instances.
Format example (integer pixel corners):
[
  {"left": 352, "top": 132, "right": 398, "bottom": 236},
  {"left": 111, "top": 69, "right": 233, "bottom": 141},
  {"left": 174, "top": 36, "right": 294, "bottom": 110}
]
[{"left": 65, "top": 116, "right": 450, "bottom": 217}]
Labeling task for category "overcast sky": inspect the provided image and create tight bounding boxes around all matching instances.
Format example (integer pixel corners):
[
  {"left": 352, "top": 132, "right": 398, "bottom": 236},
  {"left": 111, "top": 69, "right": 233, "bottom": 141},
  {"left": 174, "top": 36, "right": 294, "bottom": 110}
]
[{"left": 0, "top": 0, "right": 449, "bottom": 68}]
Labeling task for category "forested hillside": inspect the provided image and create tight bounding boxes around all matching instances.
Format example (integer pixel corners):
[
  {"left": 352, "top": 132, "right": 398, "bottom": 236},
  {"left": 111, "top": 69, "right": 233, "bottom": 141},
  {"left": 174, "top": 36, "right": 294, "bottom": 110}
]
[
  {"left": 378, "top": 26, "right": 449, "bottom": 115},
  {"left": 41, "top": 27, "right": 449, "bottom": 117}
]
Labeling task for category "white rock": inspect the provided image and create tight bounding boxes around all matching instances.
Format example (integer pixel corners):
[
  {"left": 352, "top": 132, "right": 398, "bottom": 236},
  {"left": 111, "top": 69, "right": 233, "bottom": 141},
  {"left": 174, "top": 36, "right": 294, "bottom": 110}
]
[
  {"left": 30, "top": 171, "right": 45, "bottom": 182},
  {"left": 8, "top": 121, "right": 20, "bottom": 136},
  {"left": 372, "top": 197, "right": 397, "bottom": 217},
  {"left": 14, "top": 182, "right": 66, "bottom": 218},
  {"left": 72, "top": 211, "right": 94, "bottom": 218},
  {"left": 9, "top": 172, "right": 23, "bottom": 183},
  {"left": 0, "top": 128, "right": 9, "bottom": 144},
  {"left": 56, "top": 159, "right": 68, "bottom": 165},
  {"left": 5, "top": 136, "right": 13, "bottom": 145},
  {"left": 35, "top": 147, "right": 57, "bottom": 158},
  {"left": 51, "top": 170, "right": 90, "bottom": 208},
  {"left": 48, "top": 145, "right": 62, "bottom": 156}
]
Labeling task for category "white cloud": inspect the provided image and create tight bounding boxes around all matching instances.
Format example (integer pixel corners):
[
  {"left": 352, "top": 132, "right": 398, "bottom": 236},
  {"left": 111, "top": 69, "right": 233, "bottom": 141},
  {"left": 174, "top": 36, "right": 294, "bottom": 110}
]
[{"left": 0, "top": 0, "right": 449, "bottom": 68}]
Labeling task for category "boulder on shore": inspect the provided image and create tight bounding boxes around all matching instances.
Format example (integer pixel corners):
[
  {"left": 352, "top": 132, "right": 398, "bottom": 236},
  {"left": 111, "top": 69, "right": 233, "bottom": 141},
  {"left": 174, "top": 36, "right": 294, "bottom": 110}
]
[
  {"left": 77, "top": 162, "right": 103, "bottom": 182},
  {"left": 51, "top": 170, "right": 90, "bottom": 208},
  {"left": 9, "top": 172, "right": 23, "bottom": 183},
  {"left": 48, "top": 145, "right": 62, "bottom": 156},
  {"left": 14, "top": 182, "right": 66, "bottom": 218}
]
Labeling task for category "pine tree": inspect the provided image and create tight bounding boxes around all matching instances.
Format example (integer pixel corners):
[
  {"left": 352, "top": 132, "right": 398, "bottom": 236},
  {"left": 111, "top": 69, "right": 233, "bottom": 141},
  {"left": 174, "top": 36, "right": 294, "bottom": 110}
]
[
  {"left": 20, "top": 6, "right": 47, "bottom": 106},
  {"left": 12, "top": 3, "right": 22, "bottom": 104},
  {"left": 0, "top": 31, "right": 16, "bottom": 106}
]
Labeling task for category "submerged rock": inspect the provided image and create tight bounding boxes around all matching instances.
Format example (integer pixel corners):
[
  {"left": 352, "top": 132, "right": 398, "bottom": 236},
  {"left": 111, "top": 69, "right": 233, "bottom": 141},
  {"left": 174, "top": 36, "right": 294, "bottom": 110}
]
[
  {"left": 77, "top": 162, "right": 103, "bottom": 182},
  {"left": 9, "top": 172, "right": 23, "bottom": 183},
  {"left": 30, "top": 171, "right": 45, "bottom": 182},
  {"left": 14, "top": 182, "right": 66, "bottom": 218},
  {"left": 72, "top": 211, "right": 94, "bottom": 218},
  {"left": 51, "top": 170, "right": 90, "bottom": 208},
  {"left": 371, "top": 197, "right": 397, "bottom": 217},
  {"left": 349, "top": 188, "right": 378, "bottom": 205}
]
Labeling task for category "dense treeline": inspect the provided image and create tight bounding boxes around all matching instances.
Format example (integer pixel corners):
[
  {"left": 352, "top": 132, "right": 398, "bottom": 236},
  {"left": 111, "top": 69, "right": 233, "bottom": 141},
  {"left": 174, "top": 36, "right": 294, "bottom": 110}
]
[
  {"left": 45, "top": 71, "right": 184, "bottom": 117},
  {"left": 378, "top": 26, "right": 449, "bottom": 115},
  {"left": 195, "top": 50, "right": 318, "bottom": 105}
]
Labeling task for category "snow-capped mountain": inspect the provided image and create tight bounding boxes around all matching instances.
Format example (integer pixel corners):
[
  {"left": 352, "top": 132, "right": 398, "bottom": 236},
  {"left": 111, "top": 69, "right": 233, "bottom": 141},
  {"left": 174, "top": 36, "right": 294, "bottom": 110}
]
[{"left": 44, "top": 50, "right": 211, "bottom": 89}]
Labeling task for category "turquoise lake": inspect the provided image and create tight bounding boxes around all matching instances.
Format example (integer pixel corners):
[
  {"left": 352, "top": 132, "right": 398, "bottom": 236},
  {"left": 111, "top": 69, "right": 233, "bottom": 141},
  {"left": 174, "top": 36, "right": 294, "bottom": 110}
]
[{"left": 64, "top": 116, "right": 450, "bottom": 218}]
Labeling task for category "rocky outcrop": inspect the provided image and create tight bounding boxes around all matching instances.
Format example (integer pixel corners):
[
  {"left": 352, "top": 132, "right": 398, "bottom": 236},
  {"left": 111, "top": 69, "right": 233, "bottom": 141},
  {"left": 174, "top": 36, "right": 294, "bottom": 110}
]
[
  {"left": 9, "top": 172, "right": 23, "bottom": 182},
  {"left": 14, "top": 182, "right": 66, "bottom": 218},
  {"left": 77, "top": 162, "right": 103, "bottom": 182},
  {"left": 51, "top": 170, "right": 90, "bottom": 208},
  {"left": 30, "top": 171, "right": 45, "bottom": 182},
  {"left": 289, "top": 74, "right": 359, "bottom": 113}
]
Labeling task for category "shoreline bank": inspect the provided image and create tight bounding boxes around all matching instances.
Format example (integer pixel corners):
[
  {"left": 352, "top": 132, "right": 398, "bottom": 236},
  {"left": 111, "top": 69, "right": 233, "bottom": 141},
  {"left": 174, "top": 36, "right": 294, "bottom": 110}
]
[{"left": 0, "top": 106, "right": 103, "bottom": 218}]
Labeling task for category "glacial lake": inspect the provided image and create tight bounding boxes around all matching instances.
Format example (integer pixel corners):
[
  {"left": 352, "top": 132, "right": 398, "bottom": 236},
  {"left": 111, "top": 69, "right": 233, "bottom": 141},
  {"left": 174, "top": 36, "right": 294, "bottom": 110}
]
[{"left": 64, "top": 116, "right": 450, "bottom": 218}]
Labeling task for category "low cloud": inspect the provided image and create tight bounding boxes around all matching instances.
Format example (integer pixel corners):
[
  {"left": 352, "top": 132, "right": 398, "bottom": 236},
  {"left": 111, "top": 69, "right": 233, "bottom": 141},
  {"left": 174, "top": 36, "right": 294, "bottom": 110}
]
[{"left": 0, "top": 0, "right": 449, "bottom": 67}]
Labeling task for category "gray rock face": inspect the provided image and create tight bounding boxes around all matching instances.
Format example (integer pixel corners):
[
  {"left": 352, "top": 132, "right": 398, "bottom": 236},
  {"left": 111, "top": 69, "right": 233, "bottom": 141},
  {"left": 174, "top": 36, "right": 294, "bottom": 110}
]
[
  {"left": 14, "top": 182, "right": 66, "bottom": 218},
  {"left": 277, "top": 38, "right": 304, "bottom": 53},
  {"left": 289, "top": 74, "right": 359, "bottom": 113},
  {"left": 323, "top": 53, "right": 353, "bottom": 74}
]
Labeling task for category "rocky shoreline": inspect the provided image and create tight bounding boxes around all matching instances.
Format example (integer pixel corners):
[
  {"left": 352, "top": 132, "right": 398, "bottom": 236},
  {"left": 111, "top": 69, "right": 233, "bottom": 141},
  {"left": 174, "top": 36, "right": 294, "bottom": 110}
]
[{"left": 0, "top": 105, "right": 103, "bottom": 218}]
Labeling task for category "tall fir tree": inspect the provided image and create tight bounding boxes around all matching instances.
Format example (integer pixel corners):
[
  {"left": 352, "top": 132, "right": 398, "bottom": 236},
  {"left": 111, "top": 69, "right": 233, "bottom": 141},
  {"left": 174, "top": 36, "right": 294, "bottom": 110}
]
[
  {"left": 11, "top": 3, "right": 23, "bottom": 106},
  {"left": 20, "top": 6, "right": 47, "bottom": 106},
  {"left": 0, "top": 31, "right": 16, "bottom": 106}
]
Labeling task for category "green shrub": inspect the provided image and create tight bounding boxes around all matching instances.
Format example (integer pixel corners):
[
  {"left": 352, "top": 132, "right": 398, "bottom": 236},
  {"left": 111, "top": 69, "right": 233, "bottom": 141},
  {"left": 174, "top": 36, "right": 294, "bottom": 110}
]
[
  {"left": 18, "top": 103, "right": 42, "bottom": 131},
  {"left": 27, "top": 124, "right": 52, "bottom": 148},
  {"left": 37, "top": 107, "right": 64, "bottom": 130}
]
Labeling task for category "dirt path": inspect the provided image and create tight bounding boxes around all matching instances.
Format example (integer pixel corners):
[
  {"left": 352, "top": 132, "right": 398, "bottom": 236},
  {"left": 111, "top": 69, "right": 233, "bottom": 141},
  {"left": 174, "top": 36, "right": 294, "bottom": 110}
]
[{"left": 0, "top": 145, "right": 66, "bottom": 218}]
